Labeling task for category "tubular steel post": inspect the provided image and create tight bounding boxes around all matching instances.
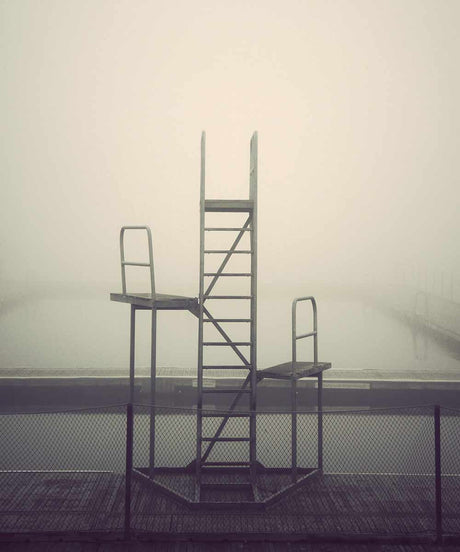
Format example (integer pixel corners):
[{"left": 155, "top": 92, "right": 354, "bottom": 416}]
[
  {"left": 124, "top": 402, "right": 134, "bottom": 540},
  {"left": 249, "top": 131, "right": 258, "bottom": 487},
  {"left": 129, "top": 305, "right": 136, "bottom": 404},
  {"left": 291, "top": 302, "right": 298, "bottom": 483},
  {"left": 313, "top": 303, "right": 323, "bottom": 472},
  {"left": 435, "top": 404, "right": 443, "bottom": 544},
  {"left": 196, "top": 131, "right": 205, "bottom": 497},
  {"left": 149, "top": 308, "right": 157, "bottom": 478},
  {"left": 317, "top": 372, "right": 323, "bottom": 472}
]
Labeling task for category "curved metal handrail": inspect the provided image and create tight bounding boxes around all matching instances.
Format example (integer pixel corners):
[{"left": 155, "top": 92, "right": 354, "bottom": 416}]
[
  {"left": 119, "top": 226, "right": 155, "bottom": 298},
  {"left": 291, "top": 296, "right": 318, "bottom": 375}
]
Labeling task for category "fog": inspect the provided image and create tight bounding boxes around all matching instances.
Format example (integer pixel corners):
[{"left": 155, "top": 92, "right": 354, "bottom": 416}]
[{"left": 1, "top": 0, "right": 459, "bottom": 374}]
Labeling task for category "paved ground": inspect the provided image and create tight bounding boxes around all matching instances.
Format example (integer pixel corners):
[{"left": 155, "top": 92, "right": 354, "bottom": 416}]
[
  {"left": 1, "top": 541, "right": 460, "bottom": 551},
  {"left": 1, "top": 471, "right": 459, "bottom": 543}
]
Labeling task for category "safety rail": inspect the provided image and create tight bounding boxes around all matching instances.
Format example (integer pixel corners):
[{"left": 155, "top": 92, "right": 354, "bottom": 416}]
[
  {"left": 291, "top": 296, "right": 322, "bottom": 479},
  {"left": 119, "top": 225, "right": 155, "bottom": 296},
  {"left": 292, "top": 296, "right": 318, "bottom": 372}
]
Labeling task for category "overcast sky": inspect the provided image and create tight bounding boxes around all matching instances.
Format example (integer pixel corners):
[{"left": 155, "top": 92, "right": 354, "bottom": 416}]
[{"left": 1, "top": 0, "right": 459, "bottom": 294}]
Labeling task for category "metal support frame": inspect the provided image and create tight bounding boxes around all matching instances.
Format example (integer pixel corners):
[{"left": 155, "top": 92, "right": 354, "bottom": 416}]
[
  {"left": 114, "top": 133, "right": 331, "bottom": 507},
  {"left": 196, "top": 131, "right": 258, "bottom": 499},
  {"left": 128, "top": 305, "right": 157, "bottom": 477},
  {"left": 121, "top": 226, "right": 158, "bottom": 476}
]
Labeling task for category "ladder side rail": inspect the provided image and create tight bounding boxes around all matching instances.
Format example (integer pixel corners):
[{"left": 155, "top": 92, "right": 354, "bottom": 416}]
[
  {"left": 120, "top": 226, "right": 155, "bottom": 298},
  {"left": 204, "top": 216, "right": 252, "bottom": 297},
  {"left": 249, "top": 132, "right": 258, "bottom": 203},
  {"left": 249, "top": 134, "right": 258, "bottom": 486},
  {"left": 200, "top": 375, "right": 251, "bottom": 463},
  {"left": 196, "top": 131, "right": 206, "bottom": 497}
]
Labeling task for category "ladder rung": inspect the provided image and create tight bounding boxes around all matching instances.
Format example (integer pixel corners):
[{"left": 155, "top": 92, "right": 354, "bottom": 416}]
[
  {"left": 201, "top": 483, "right": 252, "bottom": 490},
  {"left": 202, "top": 388, "right": 251, "bottom": 394},
  {"left": 201, "top": 462, "right": 251, "bottom": 467},
  {"left": 204, "top": 295, "right": 252, "bottom": 300},
  {"left": 121, "top": 261, "right": 151, "bottom": 267},
  {"left": 203, "top": 318, "right": 251, "bottom": 323},
  {"left": 201, "top": 412, "right": 251, "bottom": 418},
  {"left": 296, "top": 331, "right": 317, "bottom": 339},
  {"left": 204, "top": 228, "right": 251, "bottom": 232},
  {"left": 204, "top": 273, "right": 252, "bottom": 277},
  {"left": 204, "top": 250, "right": 252, "bottom": 254},
  {"left": 203, "top": 342, "right": 251, "bottom": 347},
  {"left": 202, "top": 437, "right": 250, "bottom": 442},
  {"left": 202, "top": 365, "right": 251, "bottom": 370}
]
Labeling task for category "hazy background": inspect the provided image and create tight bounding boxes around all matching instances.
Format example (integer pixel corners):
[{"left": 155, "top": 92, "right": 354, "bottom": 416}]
[{"left": 1, "top": 0, "right": 459, "bottom": 374}]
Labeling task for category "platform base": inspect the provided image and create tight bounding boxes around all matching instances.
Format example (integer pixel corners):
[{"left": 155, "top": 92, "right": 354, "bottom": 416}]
[{"left": 133, "top": 464, "right": 319, "bottom": 510}]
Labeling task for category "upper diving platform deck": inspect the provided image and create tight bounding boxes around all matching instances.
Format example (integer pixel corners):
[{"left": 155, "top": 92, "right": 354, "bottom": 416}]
[
  {"left": 204, "top": 199, "right": 254, "bottom": 212},
  {"left": 110, "top": 292, "right": 198, "bottom": 313}
]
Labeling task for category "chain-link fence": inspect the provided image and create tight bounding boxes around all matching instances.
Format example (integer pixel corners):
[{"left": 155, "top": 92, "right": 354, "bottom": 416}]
[
  {"left": 441, "top": 407, "right": 460, "bottom": 537},
  {"left": 0, "top": 403, "right": 458, "bottom": 541},
  {"left": 0, "top": 404, "right": 127, "bottom": 534},
  {"left": 318, "top": 405, "right": 437, "bottom": 538}
]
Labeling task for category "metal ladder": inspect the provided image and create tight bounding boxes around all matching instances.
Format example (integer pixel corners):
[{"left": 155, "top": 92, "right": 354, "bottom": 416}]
[{"left": 196, "top": 131, "right": 258, "bottom": 500}]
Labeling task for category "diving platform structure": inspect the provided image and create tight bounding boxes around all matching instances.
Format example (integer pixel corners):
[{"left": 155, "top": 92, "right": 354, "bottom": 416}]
[{"left": 110, "top": 132, "right": 331, "bottom": 507}]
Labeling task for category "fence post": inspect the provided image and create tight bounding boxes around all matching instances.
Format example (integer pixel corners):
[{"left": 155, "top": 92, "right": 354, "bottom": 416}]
[
  {"left": 124, "top": 402, "right": 134, "bottom": 540},
  {"left": 434, "top": 404, "right": 442, "bottom": 544}
]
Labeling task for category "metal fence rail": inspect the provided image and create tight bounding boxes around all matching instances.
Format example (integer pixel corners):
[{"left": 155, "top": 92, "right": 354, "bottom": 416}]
[{"left": 0, "top": 403, "right": 458, "bottom": 542}]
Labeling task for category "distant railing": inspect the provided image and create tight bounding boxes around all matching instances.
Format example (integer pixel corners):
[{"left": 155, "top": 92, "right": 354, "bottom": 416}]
[{"left": 0, "top": 403, "right": 458, "bottom": 543}]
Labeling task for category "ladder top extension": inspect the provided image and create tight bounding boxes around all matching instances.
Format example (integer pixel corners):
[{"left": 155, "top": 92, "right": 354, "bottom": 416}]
[{"left": 204, "top": 199, "right": 254, "bottom": 212}]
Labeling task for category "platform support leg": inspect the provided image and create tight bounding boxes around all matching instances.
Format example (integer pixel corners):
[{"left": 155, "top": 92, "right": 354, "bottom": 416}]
[
  {"left": 129, "top": 305, "right": 136, "bottom": 404},
  {"left": 149, "top": 308, "right": 157, "bottom": 478},
  {"left": 318, "top": 373, "right": 323, "bottom": 472},
  {"left": 291, "top": 378, "right": 297, "bottom": 482}
]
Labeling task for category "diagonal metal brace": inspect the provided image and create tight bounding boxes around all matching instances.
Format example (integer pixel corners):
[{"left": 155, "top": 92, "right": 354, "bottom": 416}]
[{"left": 202, "top": 306, "right": 250, "bottom": 366}]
